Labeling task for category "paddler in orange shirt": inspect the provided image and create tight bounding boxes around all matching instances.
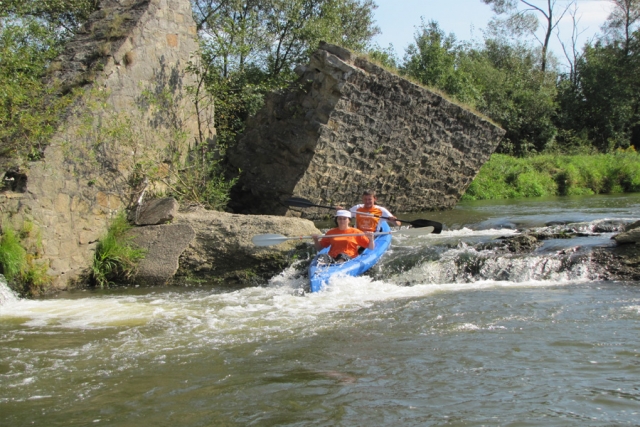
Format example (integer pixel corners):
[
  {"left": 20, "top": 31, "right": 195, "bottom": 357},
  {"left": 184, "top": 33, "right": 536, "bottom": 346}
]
[
  {"left": 337, "top": 190, "right": 401, "bottom": 232},
  {"left": 312, "top": 210, "right": 374, "bottom": 263}
]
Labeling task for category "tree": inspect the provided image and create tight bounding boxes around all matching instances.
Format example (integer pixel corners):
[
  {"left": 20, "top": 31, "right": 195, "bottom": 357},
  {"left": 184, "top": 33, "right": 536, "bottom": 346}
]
[
  {"left": 401, "top": 20, "right": 479, "bottom": 106},
  {"left": 602, "top": 0, "right": 640, "bottom": 55},
  {"left": 365, "top": 43, "right": 399, "bottom": 69},
  {"left": 190, "top": 0, "right": 379, "bottom": 147},
  {"left": 570, "top": 35, "right": 640, "bottom": 151},
  {"left": 192, "top": 0, "right": 379, "bottom": 83},
  {"left": 0, "top": 0, "right": 99, "bottom": 168},
  {"left": 557, "top": 1, "right": 591, "bottom": 87},
  {"left": 462, "top": 38, "right": 558, "bottom": 154},
  {"left": 0, "top": 0, "right": 99, "bottom": 36},
  {"left": 555, "top": 1, "right": 640, "bottom": 152},
  {"left": 402, "top": 20, "right": 458, "bottom": 85},
  {"left": 482, "top": 0, "right": 573, "bottom": 72},
  {"left": 193, "top": 0, "right": 268, "bottom": 78}
]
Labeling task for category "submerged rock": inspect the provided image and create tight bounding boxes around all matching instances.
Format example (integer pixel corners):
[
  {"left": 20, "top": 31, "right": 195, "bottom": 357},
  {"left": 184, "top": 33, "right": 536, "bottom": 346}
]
[
  {"left": 613, "top": 220, "right": 640, "bottom": 245},
  {"left": 593, "top": 245, "right": 640, "bottom": 281}
]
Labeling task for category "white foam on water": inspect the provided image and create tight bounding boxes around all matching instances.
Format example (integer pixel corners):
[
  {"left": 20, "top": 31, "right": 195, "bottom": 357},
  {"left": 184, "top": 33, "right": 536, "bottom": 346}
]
[
  {"left": 437, "top": 227, "right": 520, "bottom": 238},
  {"left": 0, "top": 275, "right": 19, "bottom": 306},
  {"left": 388, "top": 241, "right": 598, "bottom": 286},
  {"left": 0, "top": 295, "right": 162, "bottom": 329},
  {"left": 0, "top": 263, "right": 589, "bottom": 338},
  {"left": 0, "top": 222, "right": 602, "bottom": 341},
  {"left": 390, "top": 228, "right": 519, "bottom": 247},
  {"left": 622, "top": 305, "right": 640, "bottom": 315}
]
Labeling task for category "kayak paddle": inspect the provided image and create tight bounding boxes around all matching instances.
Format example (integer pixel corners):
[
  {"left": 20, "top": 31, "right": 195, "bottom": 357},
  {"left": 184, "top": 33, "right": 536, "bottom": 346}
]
[
  {"left": 252, "top": 226, "right": 435, "bottom": 247},
  {"left": 284, "top": 196, "right": 443, "bottom": 234}
]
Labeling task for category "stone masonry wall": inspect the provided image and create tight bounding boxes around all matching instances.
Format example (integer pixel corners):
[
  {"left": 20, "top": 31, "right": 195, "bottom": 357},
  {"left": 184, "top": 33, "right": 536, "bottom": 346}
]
[
  {"left": 0, "top": 0, "right": 200, "bottom": 289},
  {"left": 227, "top": 43, "right": 506, "bottom": 218}
]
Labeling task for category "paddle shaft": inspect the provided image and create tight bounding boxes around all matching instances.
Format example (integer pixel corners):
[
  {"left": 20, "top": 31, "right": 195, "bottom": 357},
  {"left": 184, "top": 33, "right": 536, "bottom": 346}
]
[
  {"left": 252, "top": 226, "right": 434, "bottom": 246},
  {"left": 282, "top": 231, "right": 385, "bottom": 241},
  {"left": 284, "top": 197, "right": 443, "bottom": 233}
]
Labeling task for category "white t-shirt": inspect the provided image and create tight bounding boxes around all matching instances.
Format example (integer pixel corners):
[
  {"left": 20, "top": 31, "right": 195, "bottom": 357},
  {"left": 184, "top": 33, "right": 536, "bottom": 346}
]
[{"left": 348, "top": 204, "right": 395, "bottom": 232}]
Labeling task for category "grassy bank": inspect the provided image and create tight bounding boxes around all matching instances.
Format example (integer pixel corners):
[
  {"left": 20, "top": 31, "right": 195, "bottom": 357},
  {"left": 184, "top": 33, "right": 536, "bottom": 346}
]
[
  {"left": 91, "top": 212, "right": 146, "bottom": 288},
  {"left": 0, "top": 222, "right": 51, "bottom": 297},
  {"left": 462, "top": 150, "right": 640, "bottom": 201}
]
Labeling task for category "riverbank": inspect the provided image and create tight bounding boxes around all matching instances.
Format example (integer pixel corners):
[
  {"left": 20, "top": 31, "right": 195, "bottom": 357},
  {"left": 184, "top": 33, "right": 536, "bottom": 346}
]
[{"left": 463, "top": 151, "right": 640, "bottom": 201}]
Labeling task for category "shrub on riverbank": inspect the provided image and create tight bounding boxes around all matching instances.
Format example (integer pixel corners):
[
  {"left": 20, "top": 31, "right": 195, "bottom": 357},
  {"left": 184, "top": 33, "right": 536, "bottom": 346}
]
[
  {"left": 0, "top": 227, "right": 26, "bottom": 282},
  {"left": 91, "top": 213, "right": 146, "bottom": 288},
  {"left": 0, "top": 223, "right": 52, "bottom": 296},
  {"left": 462, "top": 150, "right": 640, "bottom": 200}
]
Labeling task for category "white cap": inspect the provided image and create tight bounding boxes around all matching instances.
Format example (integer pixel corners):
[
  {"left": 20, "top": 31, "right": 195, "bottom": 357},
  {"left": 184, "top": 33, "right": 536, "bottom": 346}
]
[{"left": 335, "top": 209, "right": 352, "bottom": 218}]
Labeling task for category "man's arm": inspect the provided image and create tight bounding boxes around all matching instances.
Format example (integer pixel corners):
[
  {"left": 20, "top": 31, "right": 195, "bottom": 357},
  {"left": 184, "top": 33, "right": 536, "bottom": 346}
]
[{"left": 379, "top": 207, "right": 401, "bottom": 226}]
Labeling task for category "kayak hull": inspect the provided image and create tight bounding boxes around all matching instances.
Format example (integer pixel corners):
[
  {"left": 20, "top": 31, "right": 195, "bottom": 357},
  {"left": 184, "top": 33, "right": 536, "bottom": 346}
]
[{"left": 308, "top": 221, "right": 392, "bottom": 292}]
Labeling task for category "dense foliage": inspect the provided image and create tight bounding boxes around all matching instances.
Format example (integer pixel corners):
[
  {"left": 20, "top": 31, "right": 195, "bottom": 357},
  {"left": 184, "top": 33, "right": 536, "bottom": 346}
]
[
  {"left": 0, "top": 0, "right": 99, "bottom": 168},
  {"left": 0, "top": 222, "right": 52, "bottom": 296},
  {"left": 400, "top": 1, "right": 640, "bottom": 157},
  {"left": 463, "top": 150, "right": 640, "bottom": 201}
]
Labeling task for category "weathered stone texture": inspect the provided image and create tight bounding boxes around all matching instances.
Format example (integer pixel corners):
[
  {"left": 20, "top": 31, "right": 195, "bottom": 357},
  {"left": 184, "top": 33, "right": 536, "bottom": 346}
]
[
  {"left": 614, "top": 220, "right": 640, "bottom": 244},
  {"left": 227, "top": 42, "right": 505, "bottom": 218},
  {"left": 0, "top": 0, "right": 200, "bottom": 289},
  {"left": 133, "top": 197, "right": 179, "bottom": 225},
  {"left": 171, "top": 208, "right": 321, "bottom": 286},
  {"left": 129, "top": 223, "right": 196, "bottom": 286}
]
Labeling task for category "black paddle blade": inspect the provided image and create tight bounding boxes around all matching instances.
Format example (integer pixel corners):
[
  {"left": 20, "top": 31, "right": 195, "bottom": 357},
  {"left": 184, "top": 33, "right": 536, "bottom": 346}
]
[
  {"left": 284, "top": 197, "right": 334, "bottom": 210},
  {"left": 284, "top": 197, "right": 315, "bottom": 208},
  {"left": 406, "top": 219, "right": 443, "bottom": 234}
]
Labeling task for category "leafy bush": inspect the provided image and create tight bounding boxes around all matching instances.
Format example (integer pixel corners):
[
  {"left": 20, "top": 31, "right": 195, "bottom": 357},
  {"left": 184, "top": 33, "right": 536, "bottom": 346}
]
[
  {"left": 0, "top": 222, "right": 52, "bottom": 296},
  {"left": 0, "top": 1, "right": 98, "bottom": 169},
  {"left": 0, "top": 226, "right": 26, "bottom": 281},
  {"left": 463, "top": 151, "right": 640, "bottom": 200},
  {"left": 91, "top": 212, "right": 146, "bottom": 288}
]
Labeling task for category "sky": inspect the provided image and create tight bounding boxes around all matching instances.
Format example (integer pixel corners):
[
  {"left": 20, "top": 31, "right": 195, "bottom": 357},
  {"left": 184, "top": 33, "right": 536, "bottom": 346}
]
[{"left": 371, "top": 0, "right": 615, "bottom": 64}]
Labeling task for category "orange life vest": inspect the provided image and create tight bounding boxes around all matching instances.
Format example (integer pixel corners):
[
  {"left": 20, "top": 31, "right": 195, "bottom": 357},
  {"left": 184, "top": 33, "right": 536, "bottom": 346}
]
[
  {"left": 318, "top": 227, "right": 370, "bottom": 258},
  {"left": 353, "top": 206, "right": 386, "bottom": 232}
]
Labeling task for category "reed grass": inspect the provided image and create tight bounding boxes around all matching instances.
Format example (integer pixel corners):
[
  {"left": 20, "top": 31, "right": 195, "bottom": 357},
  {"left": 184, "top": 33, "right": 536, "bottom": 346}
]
[
  {"left": 91, "top": 212, "right": 146, "bottom": 288},
  {"left": 0, "top": 223, "right": 52, "bottom": 296},
  {"left": 0, "top": 227, "right": 26, "bottom": 281},
  {"left": 463, "top": 150, "right": 640, "bottom": 201}
]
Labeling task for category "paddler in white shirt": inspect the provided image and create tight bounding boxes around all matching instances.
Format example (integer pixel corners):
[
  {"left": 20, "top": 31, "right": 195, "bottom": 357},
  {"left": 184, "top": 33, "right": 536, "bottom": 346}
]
[{"left": 336, "top": 190, "right": 401, "bottom": 233}]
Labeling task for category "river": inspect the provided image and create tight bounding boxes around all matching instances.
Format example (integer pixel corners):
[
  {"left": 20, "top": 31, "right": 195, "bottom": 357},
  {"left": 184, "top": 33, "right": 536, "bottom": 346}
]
[{"left": 1, "top": 193, "right": 639, "bottom": 426}]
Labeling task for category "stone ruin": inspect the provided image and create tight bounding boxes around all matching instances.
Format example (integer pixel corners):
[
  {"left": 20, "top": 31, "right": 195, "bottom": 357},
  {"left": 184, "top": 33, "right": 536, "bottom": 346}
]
[
  {"left": 226, "top": 42, "right": 505, "bottom": 218},
  {"left": 0, "top": 0, "right": 202, "bottom": 288}
]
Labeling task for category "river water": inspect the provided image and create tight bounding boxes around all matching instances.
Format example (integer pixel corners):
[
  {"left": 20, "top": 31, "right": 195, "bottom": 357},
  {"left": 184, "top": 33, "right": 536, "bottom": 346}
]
[{"left": 1, "top": 194, "right": 639, "bottom": 426}]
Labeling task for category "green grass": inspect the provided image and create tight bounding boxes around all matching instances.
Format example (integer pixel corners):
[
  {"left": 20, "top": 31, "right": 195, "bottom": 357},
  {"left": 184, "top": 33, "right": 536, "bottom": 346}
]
[
  {"left": 91, "top": 212, "right": 146, "bottom": 288},
  {"left": 463, "top": 150, "right": 640, "bottom": 201},
  {"left": 0, "top": 223, "right": 52, "bottom": 296},
  {"left": 0, "top": 227, "right": 26, "bottom": 281}
]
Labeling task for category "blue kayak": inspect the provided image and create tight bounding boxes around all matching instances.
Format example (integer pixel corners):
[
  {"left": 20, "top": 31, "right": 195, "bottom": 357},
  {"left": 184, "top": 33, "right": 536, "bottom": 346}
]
[{"left": 308, "top": 221, "right": 392, "bottom": 292}]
